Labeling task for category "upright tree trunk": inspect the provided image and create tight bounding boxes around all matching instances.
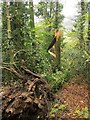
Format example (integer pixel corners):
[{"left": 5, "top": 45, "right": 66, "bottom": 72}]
[
  {"left": 55, "top": 37, "right": 61, "bottom": 70},
  {"left": 54, "top": 1, "right": 61, "bottom": 71},
  {"left": 11, "top": 1, "right": 26, "bottom": 65},
  {"left": 29, "top": 0, "right": 35, "bottom": 40},
  {"left": 79, "top": 0, "right": 85, "bottom": 48},
  {"left": 87, "top": 2, "right": 90, "bottom": 41},
  {"left": 6, "top": 1, "right": 14, "bottom": 79},
  {"left": 86, "top": 2, "right": 90, "bottom": 81},
  {"left": 44, "top": 0, "right": 48, "bottom": 21},
  {"left": 48, "top": 1, "right": 53, "bottom": 31},
  {"left": 54, "top": 0, "right": 59, "bottom": 29}
]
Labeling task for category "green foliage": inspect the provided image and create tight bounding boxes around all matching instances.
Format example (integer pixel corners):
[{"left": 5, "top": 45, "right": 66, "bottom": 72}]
[
  {"left": 2, "top": 2, "right": 36, "bottom": 81},
  {"left": 2, "top": 0, "right": 89, "bottom": 88},
  {"left": 75, "top": 107, "right": 89, "bottom": 118},
  {"left": 62, "top": 30, "right": 88, "bottom": 76},
  {"left": 50, "top": 102, "right": 67, "bottom": 119},
  {"left": 35, "top": 1, "right": 64, "bottom": 29},
  {"left": 46, "top": 70, "right": 70, "bottom": 91}
]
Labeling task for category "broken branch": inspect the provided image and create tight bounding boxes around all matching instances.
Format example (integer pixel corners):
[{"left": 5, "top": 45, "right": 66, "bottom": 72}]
[
  {"left": 21, "top": 66, "right": 42, "bottom": 79},
  {"left": 0, "top": 66, "right": 27, "bottom": 81}
]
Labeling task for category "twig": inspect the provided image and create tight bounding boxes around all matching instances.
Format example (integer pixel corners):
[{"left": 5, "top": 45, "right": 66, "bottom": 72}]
[{"left": 14, "top": 49, "right": 26, "bottom": 58}]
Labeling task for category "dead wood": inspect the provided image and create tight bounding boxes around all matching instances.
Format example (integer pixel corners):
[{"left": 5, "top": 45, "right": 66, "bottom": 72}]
[
  {"left": 0, "top": 67, "right": 27, "bottom": 81},
  {"left": 21, "top": 66, "right": 42, "bottom": 79},
  {"left": 1, "top": 66, "right": 54, "bottom": 120}
]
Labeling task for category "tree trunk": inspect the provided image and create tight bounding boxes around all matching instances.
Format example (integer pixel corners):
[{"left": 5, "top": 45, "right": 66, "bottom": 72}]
[
  {"left": 54, "top": 0, "right": 61, "bottom": 70},
  {"left": 6, "top": 1, "right": 14, "bottom": 79},
  {"left": 79, "top": 0, "right": 85, "bottom": 48},
  {"left": 54, "top": 0, "right": 59, "bottom": 29},
  {"left": 29, "top": 0, "right": 35, "bottom": 40},
  {"left": 54, "top": 1, "right": 61, "bottom": 70},
  {"left": 87, "top": 2, "right": 90, "bottom": 41},
  {"left": 86, "top": 2, "right": 90, "bottom": 82},
  {"left": 55, "top": 37, "right": 61, "bottom": 71}
]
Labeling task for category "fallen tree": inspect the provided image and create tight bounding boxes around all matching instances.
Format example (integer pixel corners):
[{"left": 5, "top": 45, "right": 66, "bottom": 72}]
[{"left": 0, "top": 66, "right": 54, "bottom": 120}]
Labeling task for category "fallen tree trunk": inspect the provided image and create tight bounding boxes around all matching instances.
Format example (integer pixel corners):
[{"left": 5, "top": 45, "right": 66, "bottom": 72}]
[{"left": 1, "top": 66, "right": 54, "bottom": 120}]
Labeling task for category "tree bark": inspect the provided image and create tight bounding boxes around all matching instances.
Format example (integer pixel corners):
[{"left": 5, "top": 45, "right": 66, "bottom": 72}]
[
  {"left": 86, "top": 2, "right": 90, "bottom": 82},
  {"left": 29, "top": 0, "right": 35, "bottom": 40},
  {"left": 6, "top": 1, "right": 14, "bottom": 79},
  {"left": 79, "top": 0, "right": 86, "bottom": 47},
  {"left": 55, "top": 37, "right": 61, "bottom": 70},
  {"left": 54, "top": 0, "right": 59, "bottom": 29}
]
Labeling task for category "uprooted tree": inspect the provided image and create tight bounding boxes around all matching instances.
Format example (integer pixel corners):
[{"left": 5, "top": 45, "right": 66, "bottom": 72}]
[{"left": 1, "top": 66, "right": 54, "bottom": 120}]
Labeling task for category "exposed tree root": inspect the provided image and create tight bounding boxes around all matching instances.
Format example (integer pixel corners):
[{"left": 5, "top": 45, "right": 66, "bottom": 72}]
[{"left": 0, "top": 66, "right": 54, "bottom": 120}]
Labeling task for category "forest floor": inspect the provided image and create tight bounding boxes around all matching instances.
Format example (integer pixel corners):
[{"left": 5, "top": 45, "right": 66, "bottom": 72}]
[
  {"left": 56, "top": 75, "right": 90, "bottom": 119},
  {"left": 1, "top": 73, "right": 90, "bottom": 120}
]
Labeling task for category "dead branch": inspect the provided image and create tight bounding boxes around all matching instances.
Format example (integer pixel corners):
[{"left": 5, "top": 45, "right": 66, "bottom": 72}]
[
  {"left": 21, "top": 66, "right": 42, "bottom": 79},
  {"left": 28, "top": 78, "right": 48, "bottom": 91},
  {"left": 0, "top": 66, "right": 27, "bottom": 81},
  {"left": 1, "top": 66, "right": 48, "bottom": 87}
]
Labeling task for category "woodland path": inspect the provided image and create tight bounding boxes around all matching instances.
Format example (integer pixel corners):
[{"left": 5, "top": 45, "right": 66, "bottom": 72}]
[{"left": 56, "top": 75, "right": 90, "bottom": 119}]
